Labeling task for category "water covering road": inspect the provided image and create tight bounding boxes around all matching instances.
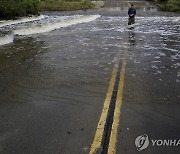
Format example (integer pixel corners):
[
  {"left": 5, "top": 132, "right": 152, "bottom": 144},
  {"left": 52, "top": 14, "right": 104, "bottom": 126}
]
[{"left": 0, "top": 0, "right": 180, "bottom": 154}]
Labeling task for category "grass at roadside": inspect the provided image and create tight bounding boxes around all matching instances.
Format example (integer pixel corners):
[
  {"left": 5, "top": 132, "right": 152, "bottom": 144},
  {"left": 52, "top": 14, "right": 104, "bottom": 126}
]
[
  {"left": 0, "top": 0, "right": 39, "bottom": 20},
  {"left": 39, "top": 0, "right": 95, "bottom": 11},
  {"left": 161, "top": 0, "right": 180, "bottom": 12},
  {"left": 151, "top": 0, "right": 180, "bottom": 12}
]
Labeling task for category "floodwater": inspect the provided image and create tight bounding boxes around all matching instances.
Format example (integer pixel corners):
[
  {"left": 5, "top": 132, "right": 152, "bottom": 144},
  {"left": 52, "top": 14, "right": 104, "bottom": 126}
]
[{"left": 0, "top": 0, "right": 180, "bottom": 154}]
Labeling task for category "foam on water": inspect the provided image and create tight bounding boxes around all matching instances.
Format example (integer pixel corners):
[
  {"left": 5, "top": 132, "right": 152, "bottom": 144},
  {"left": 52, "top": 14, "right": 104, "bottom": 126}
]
[
  {"left": 14, "top": 15, "right": 101, "bottom": 36},
  {"left": 0, "top": 15, "right": 100, "bottom": 46},
  {"left": 0, "top": 35, "right": 14, "bottom": 46},
  {"left": 0, "top": 15, "right": 46, "bottom": 28},
  {"left": 163, "top": 47, "right": 179, "bottom": 52},
  {"left": 110, "top": 16, "right": 180, "bottom": 37}
]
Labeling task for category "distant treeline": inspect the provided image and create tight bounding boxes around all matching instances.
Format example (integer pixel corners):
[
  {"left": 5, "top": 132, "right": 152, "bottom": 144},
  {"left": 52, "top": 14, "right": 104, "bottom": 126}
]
[
  {"left": 0, "top": 0, "right": 94, "bottom": 20},
  {"left": 0, "top": 0, "right": 179, "bottom": 20},
  {"left": 0, "top": 0, "right": 39, "bottom": 19},
  {"left": 39, "top": 0, "right": 94, "bottom": 12},
  {"left": 152, "top": 0, "right": 180, "bottom": 12}
]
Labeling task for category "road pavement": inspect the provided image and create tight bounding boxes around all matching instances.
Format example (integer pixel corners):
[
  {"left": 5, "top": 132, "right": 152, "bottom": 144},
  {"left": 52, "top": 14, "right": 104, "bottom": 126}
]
[{"left": 0, "top": 0, "right": 179, "bottom": 154}]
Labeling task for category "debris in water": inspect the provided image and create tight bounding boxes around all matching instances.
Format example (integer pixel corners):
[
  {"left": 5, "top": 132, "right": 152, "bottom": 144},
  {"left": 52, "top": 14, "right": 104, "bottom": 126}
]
[{"left": 67, "top": 131, "right": 72, "bottom": 134}]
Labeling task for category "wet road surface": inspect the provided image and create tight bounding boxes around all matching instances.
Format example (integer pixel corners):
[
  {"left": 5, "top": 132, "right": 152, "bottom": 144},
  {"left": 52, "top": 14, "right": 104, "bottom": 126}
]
[{"left": 0, "top": 0, "right": 180, "bottom": 154}]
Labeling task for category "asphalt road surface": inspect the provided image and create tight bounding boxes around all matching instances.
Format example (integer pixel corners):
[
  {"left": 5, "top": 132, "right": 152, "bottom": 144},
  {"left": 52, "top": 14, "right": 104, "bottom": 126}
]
[{"left": 0, "top": 0, "right": 180, "bottom": 154}]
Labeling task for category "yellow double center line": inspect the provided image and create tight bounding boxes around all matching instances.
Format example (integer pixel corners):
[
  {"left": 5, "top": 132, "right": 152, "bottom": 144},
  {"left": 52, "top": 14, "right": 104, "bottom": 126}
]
[
  {"left": 108, "top": 49, "right": 127, "bottom": 154},
  {"left": 90, "top": 48, "right": 127, "bottom": 154}
]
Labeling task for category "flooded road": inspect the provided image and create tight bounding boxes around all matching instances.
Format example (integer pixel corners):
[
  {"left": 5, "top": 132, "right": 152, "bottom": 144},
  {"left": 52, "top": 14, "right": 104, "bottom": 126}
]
[{"left": 0, "top": 0, "right": 180, "bottom": 154}]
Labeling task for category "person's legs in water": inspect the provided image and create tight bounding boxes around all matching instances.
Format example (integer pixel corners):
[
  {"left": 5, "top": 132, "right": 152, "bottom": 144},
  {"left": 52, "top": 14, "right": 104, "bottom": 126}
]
[
  {"left": 132, "top": 17, "right": 135, "bottom": 24},
  {"left": 128, "top": 17, "right": 131, "bottom": 25},
  {"left": 128, "top": 17, "right": 135, "bottom": 25}
]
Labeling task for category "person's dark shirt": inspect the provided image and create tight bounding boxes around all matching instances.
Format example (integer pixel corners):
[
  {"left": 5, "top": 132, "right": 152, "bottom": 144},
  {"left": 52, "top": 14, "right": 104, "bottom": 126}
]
[{"left": 128, "top": 7, "right": 136, "bottom": 18}]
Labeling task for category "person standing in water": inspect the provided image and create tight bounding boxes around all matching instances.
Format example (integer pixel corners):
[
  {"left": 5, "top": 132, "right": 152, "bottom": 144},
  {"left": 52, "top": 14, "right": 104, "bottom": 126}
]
[{"left": 128, "top": 4, "right": 136, "bottom": 25}]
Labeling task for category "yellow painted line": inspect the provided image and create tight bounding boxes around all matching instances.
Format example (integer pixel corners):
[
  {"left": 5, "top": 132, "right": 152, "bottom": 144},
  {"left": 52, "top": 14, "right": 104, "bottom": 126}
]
[
  {"left": 89, "top": 49, "right": 121, "bottom": 154},
  {"left": 108, "top": 48, "right": 128, "bottom": 154}
]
